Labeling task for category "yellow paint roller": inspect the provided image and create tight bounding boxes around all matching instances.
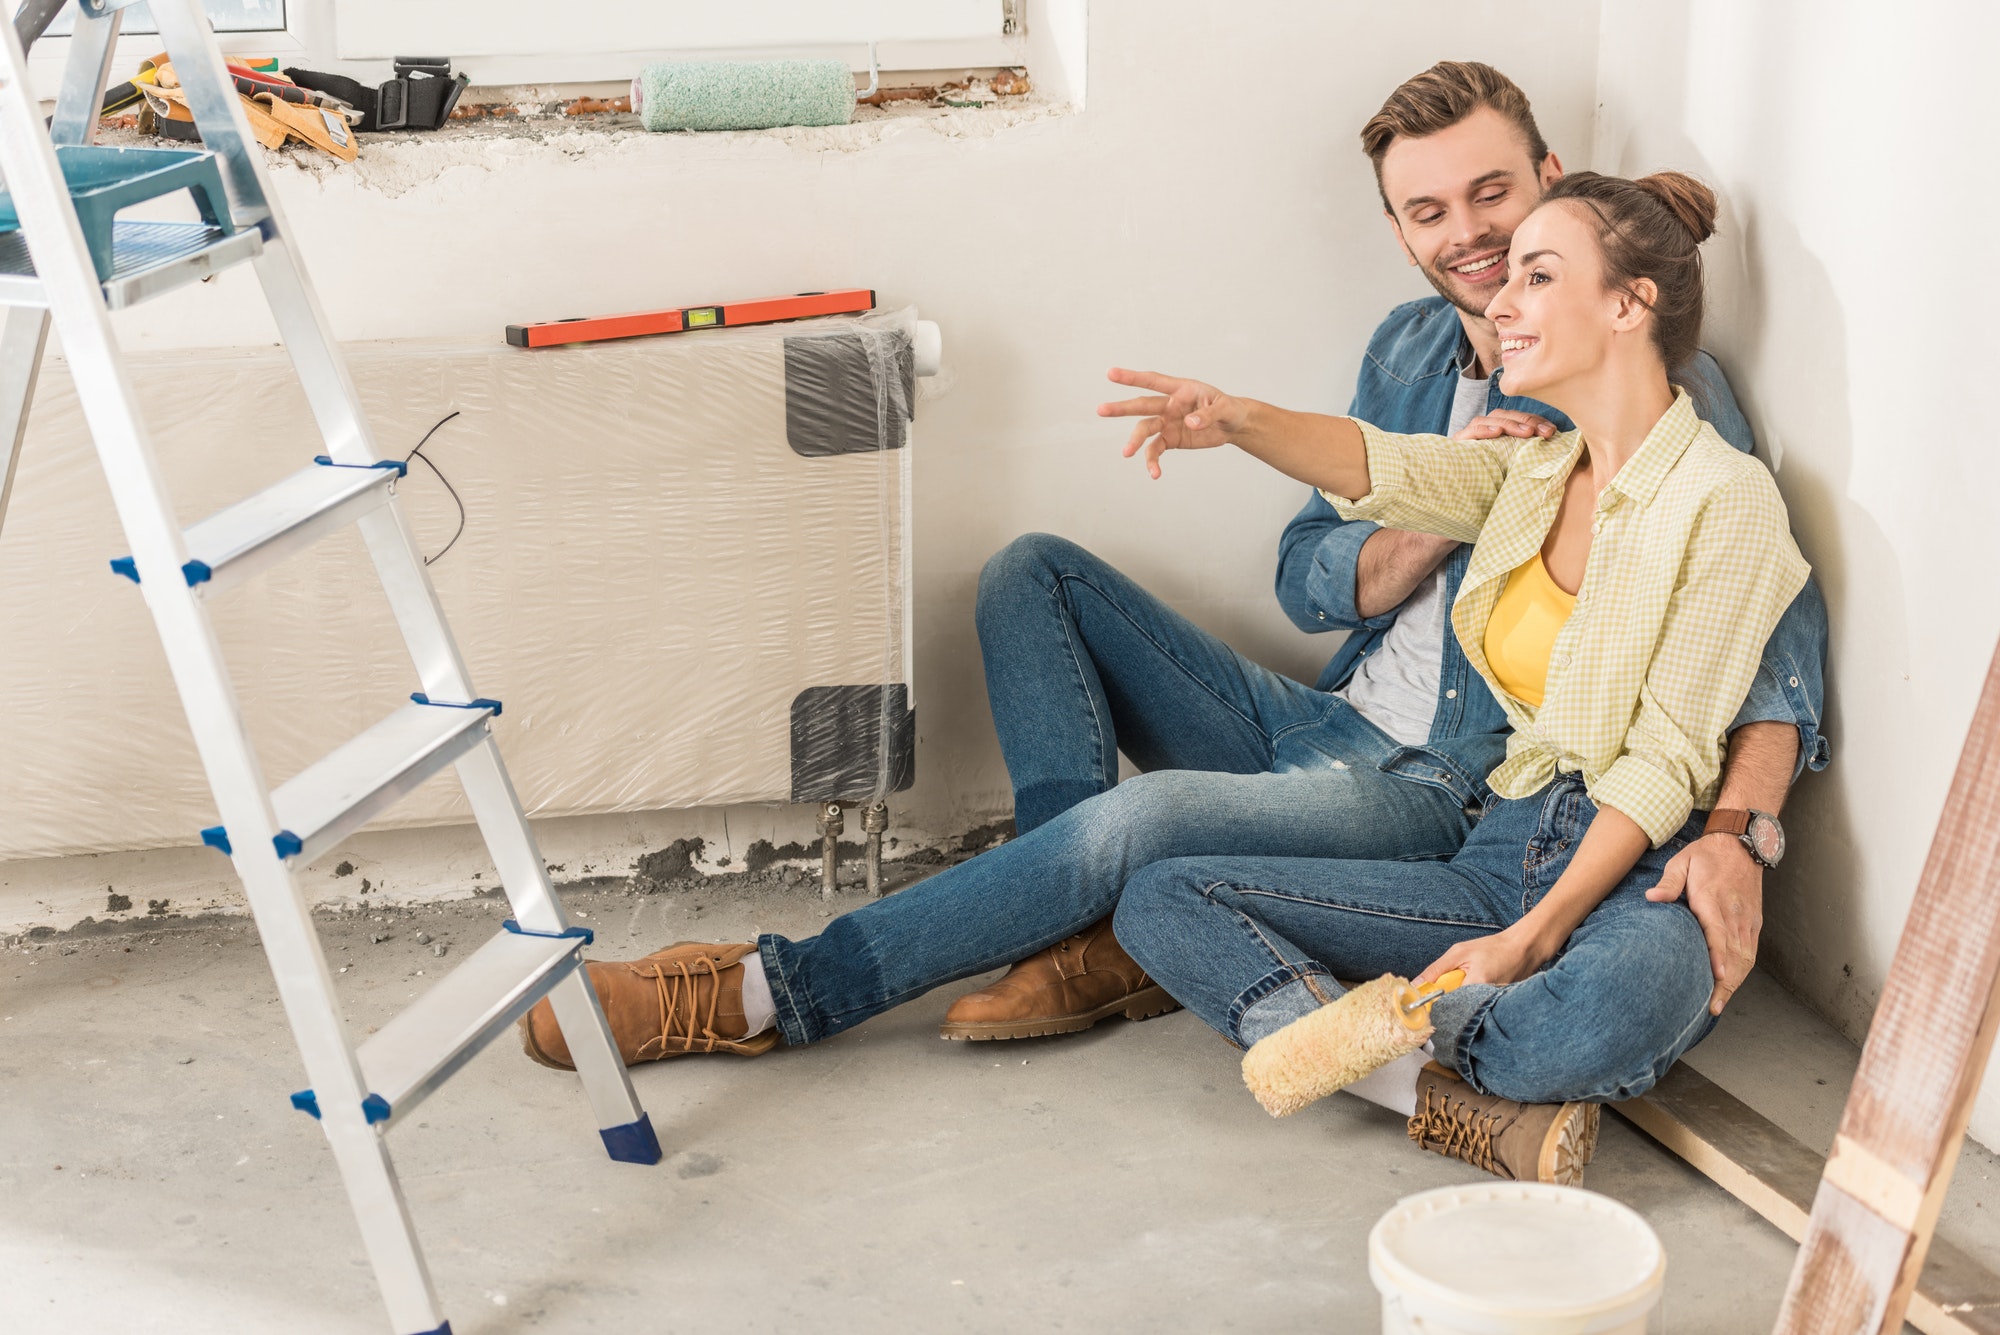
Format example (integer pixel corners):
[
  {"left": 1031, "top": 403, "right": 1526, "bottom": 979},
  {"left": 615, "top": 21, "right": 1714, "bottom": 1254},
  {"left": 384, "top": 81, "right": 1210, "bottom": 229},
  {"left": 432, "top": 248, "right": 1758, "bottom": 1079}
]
[{"left": 1241, "top": 969, "right": 1466, "bottom": 1117}]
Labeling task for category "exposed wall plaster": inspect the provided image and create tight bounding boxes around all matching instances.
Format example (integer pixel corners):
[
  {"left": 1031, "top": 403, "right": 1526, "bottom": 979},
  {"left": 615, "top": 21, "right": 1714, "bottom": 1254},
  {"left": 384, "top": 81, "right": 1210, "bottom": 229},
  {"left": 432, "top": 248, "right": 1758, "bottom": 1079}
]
[{"left": 103, "top": 96, "right": 1067, "bottom": 199}]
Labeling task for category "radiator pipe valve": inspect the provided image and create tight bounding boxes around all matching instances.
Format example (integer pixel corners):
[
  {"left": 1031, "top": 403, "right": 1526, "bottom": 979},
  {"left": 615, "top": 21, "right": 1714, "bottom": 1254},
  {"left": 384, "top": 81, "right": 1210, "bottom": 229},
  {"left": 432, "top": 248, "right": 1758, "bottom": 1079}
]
[
  {"left": 818, "top": 802, "right": 845, "bottom": 897},
  {"left": 862, "top": 801, "right": 889, "bottom": 897}
]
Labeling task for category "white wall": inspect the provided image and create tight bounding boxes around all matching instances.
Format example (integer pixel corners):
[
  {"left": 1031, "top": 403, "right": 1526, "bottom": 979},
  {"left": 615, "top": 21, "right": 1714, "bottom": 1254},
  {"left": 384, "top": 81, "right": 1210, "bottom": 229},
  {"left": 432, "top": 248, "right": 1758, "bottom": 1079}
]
[
  {"left": 0, "top": 1, "right": 1602, "bottom": 922},
  {"left": 1593, "top": 0, "right": 2000, "bottom": 1142}
]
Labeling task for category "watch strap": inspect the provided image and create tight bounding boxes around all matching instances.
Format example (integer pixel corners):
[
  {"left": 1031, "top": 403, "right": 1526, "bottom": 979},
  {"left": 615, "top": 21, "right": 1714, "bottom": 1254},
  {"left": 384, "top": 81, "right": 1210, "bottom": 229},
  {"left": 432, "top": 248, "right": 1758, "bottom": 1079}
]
[{"left": 1704, "top": 808, "right": 1752, "bottom": 838}]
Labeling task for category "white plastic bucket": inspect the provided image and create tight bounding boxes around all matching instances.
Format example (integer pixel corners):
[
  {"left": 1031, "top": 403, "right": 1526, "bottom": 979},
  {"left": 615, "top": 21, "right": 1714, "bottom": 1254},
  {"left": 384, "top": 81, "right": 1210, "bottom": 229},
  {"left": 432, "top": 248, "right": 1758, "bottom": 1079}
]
[{"left": 1368, "top": 1183, "right": 1664, "bottom": 1334}]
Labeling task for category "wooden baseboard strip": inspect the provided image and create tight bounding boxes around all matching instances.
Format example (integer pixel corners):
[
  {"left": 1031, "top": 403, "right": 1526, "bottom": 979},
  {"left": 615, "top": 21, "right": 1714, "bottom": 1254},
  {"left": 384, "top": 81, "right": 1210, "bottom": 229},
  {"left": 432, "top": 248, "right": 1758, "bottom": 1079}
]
[{"left": 1614, "top": 1064, "right": 2000, "bottom": 1335}]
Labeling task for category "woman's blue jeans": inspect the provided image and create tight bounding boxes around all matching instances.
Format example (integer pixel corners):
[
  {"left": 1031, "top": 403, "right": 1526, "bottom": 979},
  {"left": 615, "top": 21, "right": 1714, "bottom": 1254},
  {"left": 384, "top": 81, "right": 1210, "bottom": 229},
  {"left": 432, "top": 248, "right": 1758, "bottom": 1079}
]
[
  {"left": 759, "top": 534, "right": 1475, "bottom": 1048},
  {"left": 1113, "top": 775, "right": 1719, "bottom": 1103}
]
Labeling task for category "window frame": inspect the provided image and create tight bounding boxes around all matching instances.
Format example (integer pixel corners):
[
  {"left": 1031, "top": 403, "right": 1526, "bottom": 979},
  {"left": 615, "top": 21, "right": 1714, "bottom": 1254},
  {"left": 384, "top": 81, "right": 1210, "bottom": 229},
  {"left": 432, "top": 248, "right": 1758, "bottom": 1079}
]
[{"left": 27, "top": 0, "right": 1023, "bottom": 99}]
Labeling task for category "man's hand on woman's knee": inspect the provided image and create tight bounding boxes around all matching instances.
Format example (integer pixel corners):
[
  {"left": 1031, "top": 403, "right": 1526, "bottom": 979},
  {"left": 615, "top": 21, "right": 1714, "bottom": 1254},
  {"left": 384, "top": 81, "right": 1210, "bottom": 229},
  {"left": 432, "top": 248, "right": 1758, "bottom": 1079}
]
[{"left": 1646, "top": 836, "right": 1762, "bottom": 1016}]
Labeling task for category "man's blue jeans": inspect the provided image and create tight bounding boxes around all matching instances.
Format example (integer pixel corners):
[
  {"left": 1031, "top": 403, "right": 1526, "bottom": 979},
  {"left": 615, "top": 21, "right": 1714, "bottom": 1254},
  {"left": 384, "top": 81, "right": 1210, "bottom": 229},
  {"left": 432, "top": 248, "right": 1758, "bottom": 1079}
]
[
  {"left": 1113, "top": 775, "right": 1719, "bottom": 1103},
  {"left": 760, "top": 534, "right": 1475, "bottom": 1047}
]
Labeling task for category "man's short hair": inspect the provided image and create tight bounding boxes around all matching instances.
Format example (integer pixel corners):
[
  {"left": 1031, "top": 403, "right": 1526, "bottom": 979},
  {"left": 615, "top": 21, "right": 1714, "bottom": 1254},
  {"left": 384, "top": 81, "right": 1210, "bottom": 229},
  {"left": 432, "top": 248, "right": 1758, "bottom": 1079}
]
[{"left": 1361, "top": 61, "right": 1551, "bottom": 209}]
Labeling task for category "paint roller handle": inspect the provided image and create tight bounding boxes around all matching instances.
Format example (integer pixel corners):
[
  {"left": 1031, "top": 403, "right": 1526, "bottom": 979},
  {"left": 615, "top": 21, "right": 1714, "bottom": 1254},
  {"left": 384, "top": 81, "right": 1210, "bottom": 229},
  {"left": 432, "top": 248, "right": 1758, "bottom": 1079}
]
[{"left": 1398, "top": 968, "right": 1466, "bottom": 1017}]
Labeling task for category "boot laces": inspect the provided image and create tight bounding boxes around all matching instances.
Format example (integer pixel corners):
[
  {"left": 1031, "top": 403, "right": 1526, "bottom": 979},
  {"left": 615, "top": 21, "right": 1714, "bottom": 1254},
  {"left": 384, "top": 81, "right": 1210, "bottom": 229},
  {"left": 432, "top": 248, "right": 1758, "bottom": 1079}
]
[
  {"left": 638, "top": 955, "right": 732, "bottom": 1058},
  {"left": 1408, "top": 1084, "right": 1503, "bottom": 1175},
  {"left": 1050, "top": 926, "right": 1151, "bottom": 988}
]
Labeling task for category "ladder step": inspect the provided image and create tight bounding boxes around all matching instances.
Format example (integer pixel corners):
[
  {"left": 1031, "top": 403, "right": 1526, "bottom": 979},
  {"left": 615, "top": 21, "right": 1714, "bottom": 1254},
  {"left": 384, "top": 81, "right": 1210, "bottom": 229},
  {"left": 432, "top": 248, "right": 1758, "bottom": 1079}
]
[
  {"left": 362, "top": 921, "right": 590, "bottom": 1126},
  {"left": 292, "top": 921, "right": 592, "bottom": 1128},
  {"left": 209, "top": 697, "right": 499, "bottom": 865},
  {"left": 272, "top": 697, "right": 498, "bottom": 864},
  {"left": 0, "top": 218, "right": 263, "bottom": 311},
  {"left": 111, "top": 456, "right": 406, "bottom": 596}
]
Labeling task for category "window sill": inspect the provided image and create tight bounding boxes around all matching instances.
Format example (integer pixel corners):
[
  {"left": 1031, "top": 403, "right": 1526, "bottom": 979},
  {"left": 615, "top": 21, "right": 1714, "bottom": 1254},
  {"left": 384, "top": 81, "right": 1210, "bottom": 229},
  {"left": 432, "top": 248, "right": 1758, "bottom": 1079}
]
[
  {"left": 105, "top": 93, "right": 1063, "bottom": 196},
  {"left": 90, "top": 68, "right": 1065, "bottom": 207}
]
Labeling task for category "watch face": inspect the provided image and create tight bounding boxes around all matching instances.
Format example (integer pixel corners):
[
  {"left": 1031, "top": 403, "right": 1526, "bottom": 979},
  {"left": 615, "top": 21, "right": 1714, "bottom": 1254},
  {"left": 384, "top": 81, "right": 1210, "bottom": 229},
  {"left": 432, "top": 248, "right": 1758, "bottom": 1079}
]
[{"left": 1748, "top": 813, "right": 1785, "bottom": 866}]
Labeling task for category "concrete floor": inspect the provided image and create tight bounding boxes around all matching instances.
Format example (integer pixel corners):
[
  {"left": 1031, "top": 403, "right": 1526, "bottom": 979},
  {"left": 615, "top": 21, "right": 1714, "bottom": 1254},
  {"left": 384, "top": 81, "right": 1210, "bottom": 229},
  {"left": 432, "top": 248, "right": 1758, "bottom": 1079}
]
[{"left": 5, "top": 873, "right": 1998, "bottom": 1333}]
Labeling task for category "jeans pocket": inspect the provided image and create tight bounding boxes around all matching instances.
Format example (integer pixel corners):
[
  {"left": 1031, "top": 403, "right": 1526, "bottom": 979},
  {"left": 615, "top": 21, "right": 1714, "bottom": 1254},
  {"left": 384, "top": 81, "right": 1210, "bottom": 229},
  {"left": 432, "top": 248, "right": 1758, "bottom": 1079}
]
[{"left": 1521, "top": 780, "right": 1588, "bottom": 900}]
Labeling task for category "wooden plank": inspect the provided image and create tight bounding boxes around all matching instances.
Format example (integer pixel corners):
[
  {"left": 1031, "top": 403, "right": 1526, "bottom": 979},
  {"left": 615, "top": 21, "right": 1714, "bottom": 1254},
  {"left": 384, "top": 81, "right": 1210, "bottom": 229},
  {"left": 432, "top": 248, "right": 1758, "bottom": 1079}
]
[
  {"left": 1774, "top": 643, "right": 2000, "bottom": 1333},
  {"left": 1616, "top": 1064, "right": 2000, "bottom": 1335},
  {"left": 1616, "top": 1065, "right": 1815, "bottom": 1235}
]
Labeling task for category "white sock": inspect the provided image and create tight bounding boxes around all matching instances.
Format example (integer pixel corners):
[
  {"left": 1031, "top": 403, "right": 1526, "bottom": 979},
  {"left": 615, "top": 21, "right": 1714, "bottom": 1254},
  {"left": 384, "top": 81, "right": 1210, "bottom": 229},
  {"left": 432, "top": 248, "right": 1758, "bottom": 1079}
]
[
  {"left": 737, "top": 951, "right": 777, "bottom": 1037},
  {"left": 1341, "top": 1047, "right": 1433, "bottom": 1118}
]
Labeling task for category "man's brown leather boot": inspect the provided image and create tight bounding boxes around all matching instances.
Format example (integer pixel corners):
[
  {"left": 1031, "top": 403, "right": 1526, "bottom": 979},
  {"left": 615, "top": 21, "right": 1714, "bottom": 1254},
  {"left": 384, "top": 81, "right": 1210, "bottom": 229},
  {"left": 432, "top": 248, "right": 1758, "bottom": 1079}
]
[
  {"left": 940, "top": 915, "right": 1179, "bottom": 1040},
  {"left": 519, "top": 941, "right": 779, "bottom": 1069},
  {"left": 1406, "top": 1061, "right": 1599, "bottom": 1185}
]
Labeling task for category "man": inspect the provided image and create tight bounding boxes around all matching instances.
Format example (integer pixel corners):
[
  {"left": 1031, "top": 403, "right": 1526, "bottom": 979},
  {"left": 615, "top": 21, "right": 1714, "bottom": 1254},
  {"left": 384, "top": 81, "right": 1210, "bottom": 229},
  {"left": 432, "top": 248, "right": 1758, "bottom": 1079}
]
[{"left": 521, "top": 61, "right": 1829, "bottom": 1184}]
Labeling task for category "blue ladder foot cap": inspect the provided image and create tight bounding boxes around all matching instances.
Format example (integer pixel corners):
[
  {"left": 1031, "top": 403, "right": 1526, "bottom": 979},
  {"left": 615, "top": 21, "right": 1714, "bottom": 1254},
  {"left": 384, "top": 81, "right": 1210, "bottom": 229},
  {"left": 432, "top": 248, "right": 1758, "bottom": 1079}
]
[
  {"left": 600, "top": 1112, "right": 662, "bottom": 1165},
  {"left": 408, "top": 1323, "right": 452, "bottom": 1335}
]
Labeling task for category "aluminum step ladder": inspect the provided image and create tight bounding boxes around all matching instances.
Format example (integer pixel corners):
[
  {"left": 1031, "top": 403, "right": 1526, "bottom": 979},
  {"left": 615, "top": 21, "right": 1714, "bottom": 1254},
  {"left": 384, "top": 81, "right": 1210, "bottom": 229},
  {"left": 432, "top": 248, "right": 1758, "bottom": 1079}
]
[{"left": 0, "top": 6, "right": 660, "bottom": 1333}]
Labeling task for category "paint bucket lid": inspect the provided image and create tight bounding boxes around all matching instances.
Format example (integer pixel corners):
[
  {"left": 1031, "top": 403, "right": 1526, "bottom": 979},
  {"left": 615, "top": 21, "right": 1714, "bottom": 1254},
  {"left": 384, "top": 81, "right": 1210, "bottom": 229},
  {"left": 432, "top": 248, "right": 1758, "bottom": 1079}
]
[{"left": 1369, "top": 1183, "right": 1664, "bottom": 1334}]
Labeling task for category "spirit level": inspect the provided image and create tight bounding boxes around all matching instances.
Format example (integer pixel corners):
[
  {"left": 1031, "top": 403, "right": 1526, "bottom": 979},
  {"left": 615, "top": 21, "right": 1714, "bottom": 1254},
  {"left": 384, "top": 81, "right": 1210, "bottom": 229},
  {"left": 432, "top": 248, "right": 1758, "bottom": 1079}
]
[{"left": 504, "top": 288, "right": 877, "bottom": 349}]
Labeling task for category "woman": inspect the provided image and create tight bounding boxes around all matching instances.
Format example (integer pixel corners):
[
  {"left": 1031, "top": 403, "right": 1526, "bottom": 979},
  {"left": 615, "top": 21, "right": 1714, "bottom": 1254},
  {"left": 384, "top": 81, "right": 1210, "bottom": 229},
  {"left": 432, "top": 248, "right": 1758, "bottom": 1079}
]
[{"left": 1100, "top": 171, "right": 1806, "bottom": 1183}]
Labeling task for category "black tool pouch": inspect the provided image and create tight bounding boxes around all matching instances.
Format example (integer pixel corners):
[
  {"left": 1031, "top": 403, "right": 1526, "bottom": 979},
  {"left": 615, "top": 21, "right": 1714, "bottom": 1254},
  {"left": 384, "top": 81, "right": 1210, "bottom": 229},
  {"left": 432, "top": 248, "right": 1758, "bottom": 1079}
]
[{"left": 284, "top": 57, "right": 469, "bottom": 132}]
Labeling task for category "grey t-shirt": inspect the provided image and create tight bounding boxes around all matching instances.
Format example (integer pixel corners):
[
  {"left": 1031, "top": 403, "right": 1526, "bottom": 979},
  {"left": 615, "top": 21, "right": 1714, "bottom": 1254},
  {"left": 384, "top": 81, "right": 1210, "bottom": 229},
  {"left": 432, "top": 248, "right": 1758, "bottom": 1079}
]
[{"left": 1336, "top": 366, "right": 1490, "bottom": 745}]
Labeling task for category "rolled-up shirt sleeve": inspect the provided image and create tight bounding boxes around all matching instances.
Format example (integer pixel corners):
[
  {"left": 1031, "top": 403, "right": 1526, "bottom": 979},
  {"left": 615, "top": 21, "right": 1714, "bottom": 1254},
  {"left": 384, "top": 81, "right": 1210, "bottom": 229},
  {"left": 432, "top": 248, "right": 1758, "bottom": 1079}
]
[
  {"left": 1321, "top": 421, "right": 1517, "bottom": 544},
  {"left": 1724, "top": 575, "right": 1831, "bottom": 780},
  {"left": 1593, "top": 472, "right": 1811, "bottom": 844}
]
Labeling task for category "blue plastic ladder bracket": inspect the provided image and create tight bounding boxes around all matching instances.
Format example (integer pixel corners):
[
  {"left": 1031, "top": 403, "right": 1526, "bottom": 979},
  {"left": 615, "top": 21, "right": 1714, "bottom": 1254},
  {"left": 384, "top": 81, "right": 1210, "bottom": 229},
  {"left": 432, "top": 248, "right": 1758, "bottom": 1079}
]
[
  {"left": 599, "top": 1112, "right": 663, "bottom": 1165},
  {"left": 109, "top": 556, "right": 217, "bottom": 586},
  {"left": 273, "top": 830, "right": 303, "bottom": 859},
  {"left": 501, "top": 918, "right": 593, "bottom": 947},
  {"left": 289, "top": 1090, "right": 390, "bottom": 1125},
  {"left": 200, "top": 826, "right": 233, "bottom": 856},
  {"left": 408, "top": 1323, "right": 453, "bottom": 1335},
  {"left": 314, "top": 454, "right": 409, "bottom": 478},
  {"left": 410, "top": 691, "right": 503, "bottom": 717}
]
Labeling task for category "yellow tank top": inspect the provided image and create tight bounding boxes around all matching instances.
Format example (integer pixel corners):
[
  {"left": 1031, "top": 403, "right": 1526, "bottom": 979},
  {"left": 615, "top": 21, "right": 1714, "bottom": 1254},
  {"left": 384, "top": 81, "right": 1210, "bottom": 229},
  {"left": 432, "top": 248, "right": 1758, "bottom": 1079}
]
[{"left": 1483, "top": 554, "right": 1577, "bottom": 709}]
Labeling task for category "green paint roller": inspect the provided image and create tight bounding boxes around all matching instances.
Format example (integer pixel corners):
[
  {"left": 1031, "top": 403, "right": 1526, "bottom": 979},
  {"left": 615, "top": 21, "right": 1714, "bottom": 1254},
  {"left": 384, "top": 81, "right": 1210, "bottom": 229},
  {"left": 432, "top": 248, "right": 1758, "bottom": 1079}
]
[{"left": 631, "top": 43, "right": 878, "bottom": 132}]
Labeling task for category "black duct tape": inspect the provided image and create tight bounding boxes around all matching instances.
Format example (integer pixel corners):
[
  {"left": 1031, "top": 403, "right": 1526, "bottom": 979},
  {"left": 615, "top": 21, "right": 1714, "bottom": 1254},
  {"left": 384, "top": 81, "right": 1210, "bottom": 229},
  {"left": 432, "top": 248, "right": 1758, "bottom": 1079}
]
[
  {"left": 783, "top": 328, "right": 914, "bottom": 457},
  {"left": 790, "top": 685, "right": 915, "bottom": 803}
]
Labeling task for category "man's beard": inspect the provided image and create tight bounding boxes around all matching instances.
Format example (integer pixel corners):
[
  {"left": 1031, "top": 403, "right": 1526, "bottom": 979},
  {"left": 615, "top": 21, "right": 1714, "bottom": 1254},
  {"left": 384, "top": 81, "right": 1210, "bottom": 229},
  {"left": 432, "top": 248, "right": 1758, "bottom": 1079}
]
[{"left": 1422, "top": 233, "right": 1511, "bottom": 321}]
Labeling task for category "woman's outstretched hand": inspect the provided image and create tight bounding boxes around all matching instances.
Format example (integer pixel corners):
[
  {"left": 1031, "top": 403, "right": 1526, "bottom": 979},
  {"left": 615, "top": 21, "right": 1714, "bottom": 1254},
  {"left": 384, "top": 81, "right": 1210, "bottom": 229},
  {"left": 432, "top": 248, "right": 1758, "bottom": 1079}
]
[
  {"left": 1099, "top": 368, "right": 1251, "bottom": 479},
  {"left": 1415, "top": 926, "right": 1551, "bottom": 989}
]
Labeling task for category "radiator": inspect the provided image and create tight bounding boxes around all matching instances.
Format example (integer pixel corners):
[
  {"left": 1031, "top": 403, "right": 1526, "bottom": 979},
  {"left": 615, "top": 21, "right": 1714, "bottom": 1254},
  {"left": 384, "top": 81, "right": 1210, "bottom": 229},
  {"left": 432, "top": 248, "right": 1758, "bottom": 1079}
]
[{"left": 0, "top": 309, "right": 931, "bottom": 859}]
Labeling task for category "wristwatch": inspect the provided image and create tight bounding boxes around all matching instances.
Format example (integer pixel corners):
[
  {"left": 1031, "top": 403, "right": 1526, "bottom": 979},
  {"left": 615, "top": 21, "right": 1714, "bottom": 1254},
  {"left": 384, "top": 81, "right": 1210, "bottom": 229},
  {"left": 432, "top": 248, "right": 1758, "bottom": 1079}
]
[{"left": 1704, "top": 808, "right": 1785, "bottom": 869}]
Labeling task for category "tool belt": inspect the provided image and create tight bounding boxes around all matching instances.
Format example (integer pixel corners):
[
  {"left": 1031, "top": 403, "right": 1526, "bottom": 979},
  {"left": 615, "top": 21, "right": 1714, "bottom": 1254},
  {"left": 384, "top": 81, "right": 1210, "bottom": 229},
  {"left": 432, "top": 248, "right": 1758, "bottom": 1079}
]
[{"left": 284, "top": 57, "right": 468, "bottom": 132}]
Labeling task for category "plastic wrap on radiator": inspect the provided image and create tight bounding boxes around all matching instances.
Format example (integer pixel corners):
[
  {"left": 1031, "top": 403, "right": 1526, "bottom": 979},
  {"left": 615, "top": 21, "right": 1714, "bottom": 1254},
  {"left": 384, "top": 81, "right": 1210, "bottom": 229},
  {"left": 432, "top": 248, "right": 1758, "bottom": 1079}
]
[{"left": 0, "top": 308, "right": 921, "bottom": 859}]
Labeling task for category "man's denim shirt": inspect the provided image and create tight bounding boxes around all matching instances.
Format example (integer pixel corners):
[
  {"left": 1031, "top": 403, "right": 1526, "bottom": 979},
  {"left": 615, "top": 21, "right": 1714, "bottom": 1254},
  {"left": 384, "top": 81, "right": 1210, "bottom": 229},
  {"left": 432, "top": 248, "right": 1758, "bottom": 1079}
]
[{"left": 1276, "top": 295, "right": 1831, "bottom": 808}]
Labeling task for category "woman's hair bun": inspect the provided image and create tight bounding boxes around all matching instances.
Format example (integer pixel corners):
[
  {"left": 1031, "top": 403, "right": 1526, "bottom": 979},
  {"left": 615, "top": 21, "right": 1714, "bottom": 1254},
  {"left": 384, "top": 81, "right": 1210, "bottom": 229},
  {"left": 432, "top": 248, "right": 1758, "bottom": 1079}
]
[{"left": 1634, "top": 171, "right": 1717, "bottom": 244}]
